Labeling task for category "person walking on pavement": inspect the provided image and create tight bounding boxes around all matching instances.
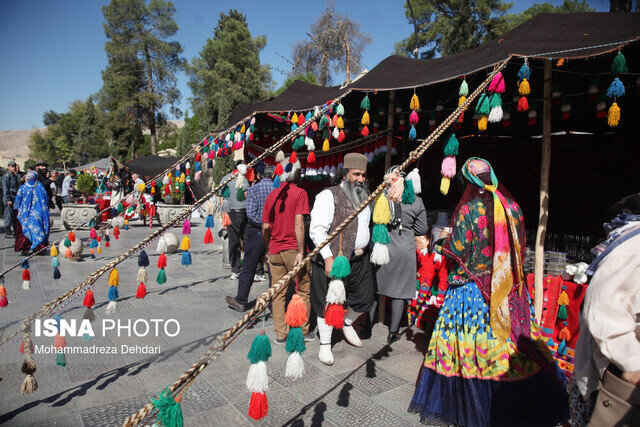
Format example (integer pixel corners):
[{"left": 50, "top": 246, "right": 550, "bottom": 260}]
[
  {"left": 226, "top": 163, "right": 275, "bottom": 312},
  {"left": 61, "top": 169, "right": 76, "bottom": 204},
  {"left": 2, "top": 160, "right": 20, "bottom": 237},
  {"left": 219, "top": 160, "right": 249, "bottom": 280},
  {"left": 262, "top": 151, "right": 314, "bottom": 344}
]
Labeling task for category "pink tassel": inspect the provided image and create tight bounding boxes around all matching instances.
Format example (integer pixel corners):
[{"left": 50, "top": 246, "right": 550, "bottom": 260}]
[
  {"left": 409, "top": 110, "right": 419, "bottom": 125},
  {"left": 182, "top": 219, "right": 191, "bottom": 235},
  {"left": 208, "top": 150, "right": 215, "bottom": 159},
  {"left": 488, "top": 72, "right": 505, "bottom": 93},
  {"left": 441, "top": 156, "right": 457, "bottom": 178},
  {"left": 89, "top": 228, "right": 97, "bottom": 239},
  {"left": 232, "top": 141, "right": 243, "bottom": 151}
]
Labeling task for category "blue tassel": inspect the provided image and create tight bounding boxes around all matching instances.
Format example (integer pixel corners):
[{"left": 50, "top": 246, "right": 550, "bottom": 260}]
[
  {"left": 517, "top": 63, "right": 531, "bottom": 80},
  {"left": 181, "top": 250, "right": 192, "bottom": 266},
  {"left": 547, "top": 337, "right": 555, "bottom": 347},
  {"left": 138, "top": 249, "right": 150, "bottom": 267},
  {"left": 124, "top": 224, "right": 129, "bottom": 231},
  {"left": 180, "top": 163, "right": 186, "bottom": 174},
  {"left": 305, "top": 111, "right": 312, "bottom": 121},
  {"left": 607, "top": 77, "right": 626, "bottom": 99},
  {"left": 53, "top": 266, "right": 61, "bottom": 280},
  {"left": 89, "top": 238, "right": 98, "bottom": 248},
  {"left": 195, "top": 161, "right": 201, "bottom": 172},
  {"left": 52, "top": 257, "right": 60, "bottom": 268},
  {"left": 291, "top": 123, "right": 297, "bottom": 132},
  {"left": 285, "top": 162, "right": 293, "bottom": 173},
  {"left": 108, "top": 286, "right": 119, "bottom": 301},
  {"left": 557, "top": 340, "right": 567, "bottom": 356},
  {"left": 409, "top": 126, "right": 417, "bottom": 140},
  {"left": 82, "top": 332, "right": 93, "bottom": 341},
  {"left": 54, "top": 314, "right": 63, "bottom": 333},
  {"left": 207, "top": 159, "right": 213, "bottom": 168},
  {"left": 21, "top": 260, "right": 29, "bottom": 269},
  {"left": 273, "top": 175, "right": 281, "bottom": 188},
  {"left": 205, "top": 215, "right": 214, "bottom": 228}
]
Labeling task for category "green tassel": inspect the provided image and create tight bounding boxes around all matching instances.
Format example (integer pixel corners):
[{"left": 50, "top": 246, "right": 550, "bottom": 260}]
[
  {"left": 319, "top": 115, "right": 329, "bottom": 130},
  {"left": 247, "top": 334, "right": 272, "bottom": 364},
  {"left": 557, "top": 304, "right": 568, "bottom": 320},
  {"left": 56, "top": 351, "right": 66, "bottom": 367},
  {"left": 153, "top": 388, "right": 184, "bottom": 427},
  {"left": 475, "top": 93, "right": 491, "bottom": 116},
  {"left": 371, "top": 223, "right": 390, "bottom": 245},
  {"left": 459, "top": 80, "right": 468, "bottom": 96},
  {"left": 117, "top": 202, "right": 124, "bottom": 214},
  {"left": 488, "top": 93, "right": 502, "bottom": 109},
  {"left": 330, "top": 254, "right": 351, "bottom": 279},
  {"left": 221, "top": 185, "right": 230, "bottom": 198},
  {"left": 156, "top": 268, "right": 167, "bottom": 284},
  {"left": 360, "top": 95, "right": 370, "bottom": 110},
  {"left": 285, "top": 327, "right": 306, "bottom": 354},
  {"left": 63, "top": 236, "right": 71, "bottom": 248},
  {"left": 236, "top": 188, "right": 245, "bottom": 202},
  {"left": 292, "top": 136, "right": 305, "bottom": 150},
  {"left": 402, "top": 180, "right": 416, "bottom": 205},
  {"left": 179, "top": 182, "right": 186, "bottom": 192},
  {"left": 322, "top": 128, "right": 331, "bottom": 140},
  {"left": 443, "top": 133, "right": 459, "bottom": 156},
  {"left": 611, "top": 51, "right": 628, "bottom": 75},
  {"left": 336, "top": 103, "right": 345, "bottom": 116}
]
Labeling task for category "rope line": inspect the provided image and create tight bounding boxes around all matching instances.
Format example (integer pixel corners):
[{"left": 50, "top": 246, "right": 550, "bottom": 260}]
[{"left": 121, "top": 58, "right": 510, "bottom": 427}]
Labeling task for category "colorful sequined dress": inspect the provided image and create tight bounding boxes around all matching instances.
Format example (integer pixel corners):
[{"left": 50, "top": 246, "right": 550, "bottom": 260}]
[{"left": 409, "top": 195, "right": 569, "bottom": 426}]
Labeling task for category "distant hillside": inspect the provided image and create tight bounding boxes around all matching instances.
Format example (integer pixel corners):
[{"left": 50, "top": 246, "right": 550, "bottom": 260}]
[{"left": 0, "top": 128, "right": 43, "bottom": 168}]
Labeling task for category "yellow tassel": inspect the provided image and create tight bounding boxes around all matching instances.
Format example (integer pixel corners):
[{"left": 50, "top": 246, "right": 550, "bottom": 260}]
[
  {"left": 478, "top": 116, "right": 488, "bottom": 131},
  {"left": 291, "top": 113, "right": 298, "bottom": 124},
  {"left": 50, "top": 245, "right": 58, "bottom": 257},
  {"left": 440, "top": 177, "right": 451, "bottom": 195},
  {"left": 361, "top": 110, "right": 370, "bottom": 125},
  {"left": 519, "top": 79, "right": 530, "bottom": 96},
  {"left": 168, "top": 172, "right": 172, "bottom": 179},
  {"left": 323, "top": 139, "right": 330, "bottom": 152},
  {"left": 108, "top": 269, "right": 119, "bottom": 286},
  {"left": 372, "top": 193, "right": 391, "bottom": 225},
  {"left": 410, "top": 93, "right": 420, "bottom": 111},
  {"left": 181, "top": 235, "right": 191, "bottom": 251},
  {"left": 558, "top": 291, "right": 570, "bottom": 306},
  {"left": 180, "top": 173, "right": 186, "bottom": 182},
  {"left": 240, "top": 124, "right": 246, "bottom": 133},
  {"left": 97, "top": 247, "right": 102, "bottom": 254},
  {"left": 336, "top": 116, "right": 344, "bottom": 129},
  {"left": 458, "top": 95, "right": 467, "bottom": 111},
  {"left": 124, "top": 219, "right": 129, "bottom": 226},
  {"left": 151, "top": 187, "right": 155, "bottom": 194},
  {"left": 608, "top": 102, "right": 620, "bottom": 127}
]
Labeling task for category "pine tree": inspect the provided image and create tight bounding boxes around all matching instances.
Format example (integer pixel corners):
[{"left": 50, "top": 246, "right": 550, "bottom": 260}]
[
  {"left": 186, "top": 9, "right": 272, "bottom": 128},
  {"left": 101, "top": 0, "right": 185, "bottom": 156},
  {"left": 75, "top": 98, "right": 109, "bottom": 163}
]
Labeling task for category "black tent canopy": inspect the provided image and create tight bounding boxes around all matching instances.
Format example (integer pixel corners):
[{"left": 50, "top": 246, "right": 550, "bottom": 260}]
[{"left": 125, "top": 155, "right": 179, "bottom": 179}]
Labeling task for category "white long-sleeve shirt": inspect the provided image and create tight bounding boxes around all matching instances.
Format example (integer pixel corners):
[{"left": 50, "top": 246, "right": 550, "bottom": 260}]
[
  {"left": 574, "top": 231, "right": 640, "bottom": 397},
  {"left": 310, "top": 183, "right": 371, "bottom": 259}
]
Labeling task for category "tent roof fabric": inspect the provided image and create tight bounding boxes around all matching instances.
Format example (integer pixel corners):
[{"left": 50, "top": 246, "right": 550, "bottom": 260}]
[
  {"left": 125, "top": 155, "right": 179, "bottom": 178},
  {"left": 76, "top": 157, "right": 122, "bottom": 171},
  {"left": 227, "top": 13, "right": 639, "bottom": 122}
]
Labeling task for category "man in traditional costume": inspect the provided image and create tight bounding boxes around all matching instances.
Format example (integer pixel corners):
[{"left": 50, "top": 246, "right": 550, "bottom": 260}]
[{"left": 309, "top": 152, "right": 374, "bottom": 365}]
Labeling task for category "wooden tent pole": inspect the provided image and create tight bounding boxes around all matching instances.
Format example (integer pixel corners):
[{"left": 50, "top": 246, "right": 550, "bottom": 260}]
[
  {"left": 384, "top": 90, "right": 396, "bottom": 171},
  {"left": 534, "top": 59, "right": 552, "bottom": 322}
]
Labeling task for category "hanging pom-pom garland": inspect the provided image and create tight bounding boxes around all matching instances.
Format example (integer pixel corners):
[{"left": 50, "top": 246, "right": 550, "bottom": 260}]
[
  {"left": 360, "top": 93, "right": 371, "bottom": 137},
  {"left": 0, "top": 281, "right": 8, "bottom": 308},
  {"left": 21, "top": 260, "right": 30, "bottom": 290},
  {"left": 370, "top": 193, "right": 392, "bottom": 266},
  {"left": 247, "top": 332, "right": 271, "bottom": 420},
  {"left": 408, "top": 91, "right": 419, "bottom": 140},
  {"left": 106, "top": 268, "right": 119, "bottom": 315},
  {"left": 440, "top": 156, "right": 457, "bottom": 195},
  {"left": 152, "top": 388, "right": 184, "bottom": 427},
  {"left": 284, "top": 292, "right": 307, "bottom": 379},
  {"left": 517, "top": 58, "right": 532, "bottom": 113}
]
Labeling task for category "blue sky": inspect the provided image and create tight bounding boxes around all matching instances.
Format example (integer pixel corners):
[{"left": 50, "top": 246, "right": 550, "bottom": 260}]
[{"left": 0, "top": 0, "right": 609, "bottom": 131}]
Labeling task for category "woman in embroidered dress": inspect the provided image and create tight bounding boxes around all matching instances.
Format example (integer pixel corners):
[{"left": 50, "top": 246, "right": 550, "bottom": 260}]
[
  {"left": 14, "top": 171, "right": 50, "bottom": 254},
  {"left": 409, "top": 158, "right": 569, "bottom": 426}
]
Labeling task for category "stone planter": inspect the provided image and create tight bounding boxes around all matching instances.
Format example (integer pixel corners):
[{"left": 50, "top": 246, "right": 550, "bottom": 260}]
[
  {"left": 61, "top": 203, "right": 100, "bottom": 230},
  {"left": 155, "top": 203, "right": 191, "bottom": 226}
]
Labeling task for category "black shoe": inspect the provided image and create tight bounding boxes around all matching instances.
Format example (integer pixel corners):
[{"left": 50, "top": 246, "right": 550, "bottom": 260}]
[
  {"left": 360, "top": 317, "right": 373, "bottom": 340},
  {"left": 387, "top": 331, "right": 401, "bottom": 345},
  {"left": 274, "top": 337, "right": 286, "bottom": 345},
  {"left": 226, "top": 296, "right": 246, "bottom": 312}
]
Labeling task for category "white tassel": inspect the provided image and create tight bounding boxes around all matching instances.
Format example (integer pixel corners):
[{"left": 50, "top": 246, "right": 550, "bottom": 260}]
[
  {"left": 561, "top": 104, "right": 571, "bottom": 113},
  {"left": 246, "top": 361, "right": 269, "bottom": 393},
  {"left": 235, "top": 174, "right": 245, "bottom": 189},
  {"left": 305, "top": 137, "right": 315, "bottom": 151},
  {"left": 370, "top": 242, "right": 390, "bottom": 265},
  {"left": 186, "top": 161, "right": 190, "bottom": 170},
  {"left": 596, "top": 101, "right": 606, "bottom": 111},
  {"left": 137, "top": 267, "right": 148, "bottom": 283},
  {"left": 162, "top": 175, "right": 170, "bottom": 185},
  {"left": 156, "top": 236, "right": 167, "bottom": 254},
  {"left": 194, "top": 171, "right": 202, "bottom": 181},
  {"left": 276, "top": 150, "right": 285, "bottom": 163},
  {"left": 406, "top": 168, "right": 421, "bottom": 195},
  {"left": 332, "top": 127, "right": 339, "bottom": 139},
  {"left": 105, "top": 300, "right": 117, "bottom": 315},
  {"left": 285, "top": 352, "right": 305, "bottom": 379},
  {"left": 22, "top": 280, "right": 30, "bottom": 290},
  {"left": 528, "top": 109, "right": 537, "bottom": 119},
  {"left": 325, "top": 280, "right": 346, "bottom": 305},
  {"left": 237, "top": 164, "right": 247, "bottom": 175},
  {"left": 488, "top": 106, "right": 503, "bottom": 123}
]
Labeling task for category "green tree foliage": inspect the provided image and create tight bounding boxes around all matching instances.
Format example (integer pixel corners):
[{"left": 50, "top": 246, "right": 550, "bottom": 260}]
[
  {"left": 272, "top": 72, "right": 319, "bottom": 98},
  {"left": 75, "top": 98, "right": 110, "bottom": 164},
  {"left": 75, "top": 173, "right": 98, "bottom": 197},
  {"left": 211, "top": 155, "right": 233, "bottom": 189},
  {"left": 100, "top": 0, "right": 185, "bottom": 156},
  {"left": 176, "top": 111, "right": 205, "bottom": 157},
  {"left": 187, "top": 9, "right": 273, "bottom": 128},
  {"left": 42, "top": 110, "right": 60, "bottom": 126},
  {"left": 396, "top": 0, "right": 593, "bottom": 58}
]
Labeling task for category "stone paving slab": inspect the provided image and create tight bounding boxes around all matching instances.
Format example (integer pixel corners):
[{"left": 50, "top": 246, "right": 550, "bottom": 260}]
[{"left": 0, "top": 219, "right": 433, "bottom": 426}]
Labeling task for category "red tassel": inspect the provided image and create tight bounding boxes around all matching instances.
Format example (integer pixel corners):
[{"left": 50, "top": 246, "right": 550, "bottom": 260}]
[
  {"left": 297, "top": 114, "right": 305, "bottom": 126},
  {"left": 360, "top": 125, "right": 369, "bottom": 137},
  {"left": 274, "top": 163, "right": 283, "bottom": 176},
  {"left": 307, "top": 151, "right": 316, "bottom": 164},
  {"left": 596, "top": 110, "right": 607, "bottom": 119},
  {"left": 248, "top": 392, "right": 268, "bottom": 420},
  {"left": 22, "top": 269, "right": 30, "bottom": 281},
  {"left": 136, "top": 282, "right": 147, "bottom": 299},
  {"left": 285, "top": 294, "right": 308, "bottom": 327},
  {"left": 113, "top": 227, "right": 120, "bottom": 239},
  {"left": 83, "top": 289, "right": 95, "bottom": 308},
  {"left": 290, "top": 151, "right": 297, "bottom": 163},
  {"left": 65, "top": 248, "right": 73, "bottom": 258},
  {"left": 528, "top": 117, "right": 537, "bottom": 125},
  {"left": 204, "top": 228, "right": 214, "bottom": 244},
  {"left": 245, "top": 168, "right": 255, "bottom": 182},
  {"left": 68, "top": 231, "right": 76, "bottom": 242},
  {"left": 457, "top": 111, "right": 465, "bottom": 123},
  {"left": 158, "top": 253, "right": 167, "bottom": 269},
  {"left": 324, "top": 304, "right": 345, "bottom": 328},
  {"left": 105, "top": 240, "right": 110, "bottom": 247},
  {"left": 53, "top": 333, "right": 66, "bottom": 349},
  {"left": 561, "top": 112, "right": 570, "bottom": 120},
  {"left": 337, "top": 130, "right": 345, "bottom": 143},
  {"left": 517, "top": 96, "right": 529, "bottom": 112}
]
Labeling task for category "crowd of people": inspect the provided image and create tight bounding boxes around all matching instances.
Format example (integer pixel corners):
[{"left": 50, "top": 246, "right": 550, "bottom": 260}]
[{"left": 218, "top": 153, "right": 640, "bottom": 426}]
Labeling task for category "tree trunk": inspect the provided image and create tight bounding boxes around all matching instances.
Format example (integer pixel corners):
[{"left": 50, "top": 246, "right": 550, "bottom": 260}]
[
  {"left": 610, "top": 0, "right": 632, "bottom": 11},
  {"left": 534, "top": 59, "right": 552, "bottom": 322},
  {"left": 144, "top": 46, "right": 157, "bottom": 155},
  {"left": 344, "top": 34, "right": 351, "bottom": 84},
  {"left": 321, "top": 50, "right": 328, "bottom": 87}
]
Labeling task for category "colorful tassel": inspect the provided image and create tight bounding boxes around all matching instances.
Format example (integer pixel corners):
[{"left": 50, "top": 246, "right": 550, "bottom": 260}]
[
  {"left": 488, "top": 72, "right": 505, "bottom": 93},
  {"left": 402, "top": 180, "right": 415, "bottom": 205},
  {"left": 180, "top": 236, "right": 191, "bottom": 251},
  {"left": 138, "top": 249, "right": 149, "bottom": 267},
  {"left": 410, "top": 93, "right": 420, "bottom": 111},
  {"left": 607, "top": 77, "right": 625, "bottom": 99},
  {"left": 157, "top": 268, "right": 167, "bottom": 284},
  {"left": 372, "top": 193, "right": 391, "bottom": 225},
  {"left": 152, "top": 388, "right": 183, "bottom": 427},
  {"left": 517, "top": 96, "right": 529, "bottom": 112},
  {"left": 519, "top": 79, "right": 531, "bottom": 96},
  {"left": 182, "top": 219, "right": 191, "bottom": 235},
  {"left": 608, "top": 102, "right": 621, "bottom": 127},
  {"left": 136, "top": 282, "right": 147, "bottom": 299},
  {"left": 459, "top": 79, "right": 468, "bottom": 96},
  {"left": 443, "top": 134, "right": 459, "bottom": 157},
  {"left": 611, "top": 51, "right": 628, "bottom": 75},
  {"left": 181, "top": 250, "right": 192, "bottom": 266}
]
